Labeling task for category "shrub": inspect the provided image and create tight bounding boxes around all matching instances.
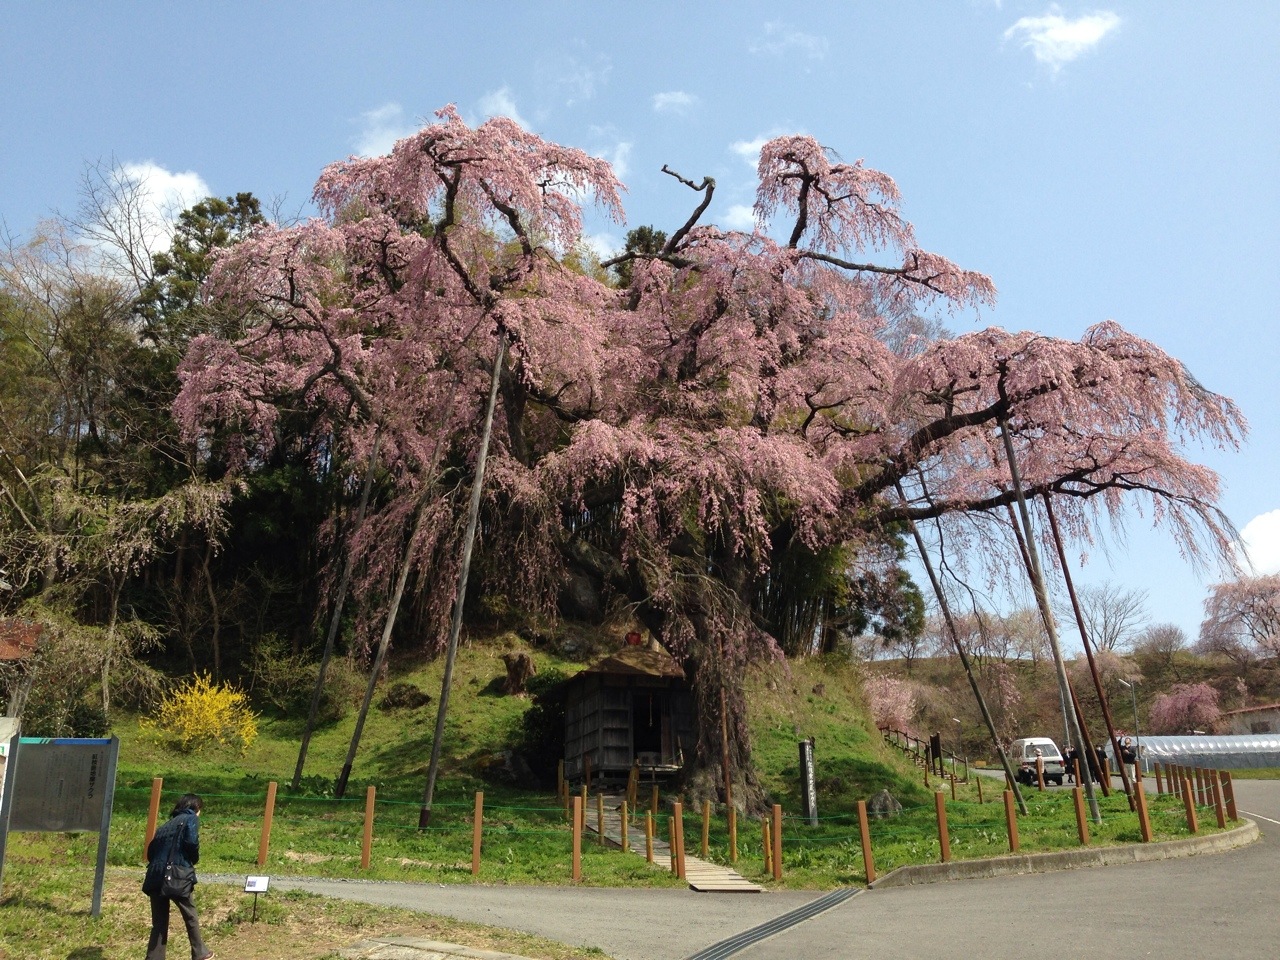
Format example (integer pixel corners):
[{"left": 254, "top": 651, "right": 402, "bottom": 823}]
[
  {"left": 145, "top": 674, "right": 259, "bottom": 753},
  {"left": 378, "top": 681, "right": 431, "bottom": 711},
  {"left": 250, "top": 635, "right": 361, "bottom": 722}
]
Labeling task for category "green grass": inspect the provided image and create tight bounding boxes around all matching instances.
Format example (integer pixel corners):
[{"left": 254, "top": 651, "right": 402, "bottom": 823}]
[{"left": 0, "top": 633, "right": 1238, "bottom": 958}]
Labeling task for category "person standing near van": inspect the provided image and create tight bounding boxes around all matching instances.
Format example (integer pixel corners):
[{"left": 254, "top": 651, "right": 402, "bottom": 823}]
[{"left": 143, "top": 793, "right": 214, "bottom": 960}]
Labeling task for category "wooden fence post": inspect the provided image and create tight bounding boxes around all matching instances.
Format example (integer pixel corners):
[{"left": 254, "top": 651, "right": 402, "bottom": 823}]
[
  {"left": 976, "top": 775, "right": 984, "bottom": 804},
  {"left": 571, "top": 795, "right": 582, "bottom": 881},
  {"left": 701, "top": 799, "right": 711, "bottom": 858},
  {"left": 257, "top": 780, "right": 277, "bottom": 868},
  {"left": 669, "top": 817, "right": 679, "bottom": 876},
  {"left": 672, "top": 801, "right": 686, "bottom": 879},
  {"left": 1072, "top": 786, "right": 1090, "bottom": 845},
  {"left": 1154, "top": 764, "right": 1164, "bottom": 795},
  {"left": 949, "top": 773, "right": 957, "bottom": 802},
  {"left": 729, "top": 806, "right": 738, "bottom": 863},
  {"left": 651, "top": 784, "right": 659, "bottom": 815},
  {"left": 143, "top": 777, "right": 163, "bottom": 864},
  {"left": 934, "top": 792, "right": 951, "bottom": 863},
  {"left": 771, "top": 804, "right": 783, "bottom": 881},
  {"left": 1003, "top": 790, "right": 1019, "bottom": 852},
  {"left": 471, "top": 791, "right": 484, "bottom": 876},
  {"left": 761, "top": 817, "right": 772, "bottom": 876},
  {"left": 1222, "top": 771, "right": 1238, "bottom": 822},
  {"left": 1181, "top": 778, "right": 1198, "bottom": 834},
  {"left": 1210, "top": 772, "right": 1226, "bottom": 828},
  {"left": 1134, "top": 775, "right": 1152, "bottom": 842},
  {"left": 645, "top": 811, "right": 654, "bottom": 862},
  {"left": 362, "top": 785, "right": 377, "bottom": 870},
  {"left": 597, "top": 793, "right": 605, "bottom": 847},
  {"left": 856, "top": 800, "right": 876, "bottom": 883},
  {"left": 620, "top": 800, "right": 629, "bottom": 853}
]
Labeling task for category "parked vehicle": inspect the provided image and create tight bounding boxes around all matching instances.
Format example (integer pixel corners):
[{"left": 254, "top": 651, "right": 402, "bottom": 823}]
[{"left": 1009, "top": 736, "right": 1065, "bottom": 786}]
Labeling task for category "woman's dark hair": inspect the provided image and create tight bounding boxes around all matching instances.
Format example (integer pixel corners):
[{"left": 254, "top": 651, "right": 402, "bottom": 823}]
[{"left": 171, "top": 793, "right": 203, "bottom": 817}]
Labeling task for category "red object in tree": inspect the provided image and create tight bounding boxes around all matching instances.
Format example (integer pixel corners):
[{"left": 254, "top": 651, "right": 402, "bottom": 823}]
[{"left": 625, "top": 631, "right": 643, "bottom": 646}]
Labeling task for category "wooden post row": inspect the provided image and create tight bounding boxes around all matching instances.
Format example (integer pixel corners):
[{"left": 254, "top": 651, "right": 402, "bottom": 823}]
[
  {"left": 1133, "top": 776, "right": 1152, "bottom": 843},
  {"left": 1222, "top": 771, "right": 1238, "bottom": 822},
  {"left": 257, "top": 780, "right": 278, "bottom": 868},
  {"left": 1210, "top": 774, "right": 1227, "bottom": 829}
]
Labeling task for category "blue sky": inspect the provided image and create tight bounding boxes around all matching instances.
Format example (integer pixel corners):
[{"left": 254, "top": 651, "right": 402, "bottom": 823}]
[{"left": 3, "top": 2, "right": 1277, "bottom": 645}]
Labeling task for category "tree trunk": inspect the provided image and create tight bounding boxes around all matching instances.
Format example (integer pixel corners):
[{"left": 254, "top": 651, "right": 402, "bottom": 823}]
[{"left": 500, "top": 651, "right": 537, "bottom": 695}]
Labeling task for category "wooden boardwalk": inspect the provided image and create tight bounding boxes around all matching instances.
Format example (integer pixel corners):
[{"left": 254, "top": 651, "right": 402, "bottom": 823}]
[{"left": 585, "top": 798, "right": 762, "bottom": 893}]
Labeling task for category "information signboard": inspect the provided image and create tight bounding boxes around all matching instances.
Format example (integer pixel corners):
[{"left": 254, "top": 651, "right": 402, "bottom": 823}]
[{"left": 0, "top": 733, "right": 120, "bottom": 916}]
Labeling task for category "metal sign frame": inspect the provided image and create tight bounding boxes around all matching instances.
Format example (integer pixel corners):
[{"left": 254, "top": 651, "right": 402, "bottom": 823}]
[{"left": 0, "top": 733, "right": 120, "bottom": 916}]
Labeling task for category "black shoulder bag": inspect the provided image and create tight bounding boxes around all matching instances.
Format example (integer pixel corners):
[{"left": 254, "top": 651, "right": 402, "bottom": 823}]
[{"left": 160, "top": 818, "right": 196, "bottom": 899}]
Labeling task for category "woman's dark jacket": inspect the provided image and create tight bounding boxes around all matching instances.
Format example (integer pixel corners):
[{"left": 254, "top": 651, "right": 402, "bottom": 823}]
[{"left": 142, "top": 811, "right": 200, "bottom": 896}]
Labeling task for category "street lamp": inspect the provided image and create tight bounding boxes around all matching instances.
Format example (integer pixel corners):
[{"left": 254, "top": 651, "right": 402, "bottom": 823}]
[{"left": 1118, "top": 678, "right": 1140, "bottom": 774}]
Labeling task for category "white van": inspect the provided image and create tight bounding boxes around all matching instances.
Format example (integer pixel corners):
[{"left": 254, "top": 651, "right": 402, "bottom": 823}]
[{"left": 1009, "top": 737, "right": 1065, "bottom": 786}]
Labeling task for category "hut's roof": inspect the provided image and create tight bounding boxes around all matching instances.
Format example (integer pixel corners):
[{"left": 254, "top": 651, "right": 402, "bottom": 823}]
[
  {"left": 579, "top": 645, "right": 685, "bottom": 680},
  {"left": 0, "top": 620, "right": 42, "bottom": 661}
]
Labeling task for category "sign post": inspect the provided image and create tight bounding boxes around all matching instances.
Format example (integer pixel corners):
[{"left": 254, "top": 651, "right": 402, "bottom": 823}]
[
  {"left": 798, "top": 737, "right": 818, "bottom": 827},
  {"left": 0, "top": 735, "right": 120, "bottom": 916}
]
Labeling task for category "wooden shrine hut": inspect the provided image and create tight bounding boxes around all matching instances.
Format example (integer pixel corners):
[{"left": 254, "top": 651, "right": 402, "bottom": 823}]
[{"left": 563, "top": 641, "right": 696, "bottom": 784}]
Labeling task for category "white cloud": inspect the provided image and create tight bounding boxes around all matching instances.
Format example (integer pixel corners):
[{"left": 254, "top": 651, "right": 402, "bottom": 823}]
[
  {"left": 1003, "top": 10, "right": 1121, "bottom": 70},
  {"left": 580, "top": 231, "right": 622, "bottom": 262},
  {"left": 723, "top": 204, "right": 759, "bottom": 231},
  {"left": 550, "top": 55, "right": 612, "bottom": 106},
  {"left": 120, "top": 162, "right": 209, "bottom": 224},
  {"left": 354, "top": 102, "right": 419, "bottom": 157},
  {"left": 730, "top": 137, "right": 769, "bottom": 166},
  {"left": 1238, "top": 510, "right": 1280, "bottom": 575},
  {"left": 596, "top": 141, "right": 631, "bottom": 179},
  {"left": 749, "top": 21, "right": 829, "bottom": 60},
  {"left": 653, "top": 91, "right": 698, "bottom": 114},
  {"left": 479, "top": 87, "right": 530, "bottom": 130}
]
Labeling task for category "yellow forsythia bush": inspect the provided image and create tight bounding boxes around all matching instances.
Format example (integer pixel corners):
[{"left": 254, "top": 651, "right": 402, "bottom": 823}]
[{"left": 145, "top": 674, "right": 259, "bottom": 754}]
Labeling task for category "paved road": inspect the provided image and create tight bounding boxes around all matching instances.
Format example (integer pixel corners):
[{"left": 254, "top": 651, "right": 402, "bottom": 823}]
[{"left": 280, "top": 780, "right": 1280, "bottom": 960}]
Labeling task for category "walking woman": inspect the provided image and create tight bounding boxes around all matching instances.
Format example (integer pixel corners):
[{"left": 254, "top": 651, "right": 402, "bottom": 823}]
[{"left": 143, "top": 793, "right": 213, "bottom": 960}]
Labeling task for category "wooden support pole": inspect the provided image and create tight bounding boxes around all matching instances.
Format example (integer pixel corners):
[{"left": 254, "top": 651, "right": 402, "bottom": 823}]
[
  {"left": 1155, "top": 764, "right": 1164, "bottom": 795},
  {"left": 856, "top": 800, "right": 876, "bottom": 884},
  {"left": 1073, "top": 787, "right": 1091, "bottom": 845},
  {"left": 1210, "top": 773, "right": 1227, "bottom": 829},
  {"left": 597, "top": 793, "right": 605, "bottom": 847},
  {"left": 729, "top": 806, "right": 738, "bottom": 863},
  {"left": 557, "top": 760, "right": 565, "bottom": 801},
  {"left": 950, "top": 773, "right": 957, "bottom": 802},
  {"left": 257, "top": 780, "right": 277, "bottom": 868},
  {"left": 669, "top": 817, "right": 679, "bottom": 876},
  {"left": 934, "top": 791, "right": 951, "bottom": 863},
  {"left": 620, "top": 800, "right": 629, "bottom": 853},
  {"left": 976, "top": 774, "right": 984, "bottom": 804},
  {"left": 362, "top": 785, "right": 377, "bottom": 870},
  {"left": 771, "top": 804, "right": 783, "bottom": 881},
  {"left": 1133, "top": 771, "right": 1152, "bottom": 843},
  {"left": 651, "top": 784, "right": 659, "bottom": 815},
  {"left": 471, "top": 791, "right": 484, "bottom": 876},
  {"left": 1222, "top": 771, "right": 1238, "bottom": 822},
  {"left": 701, "top": 800, "right": 711, "bottom": 858},
  {"left": 1003, "top": 790, "right": 1019, "bottom": 852},
  {"left": 571, "top": 795, "right": 582, "bottom": 881},
  {"left": 143, "top": 777, "right": 163, "bottom": 864},
  {"left": 645, "top": 811, "right": 654, "bottom": 863},
  {"left": 1181, "top": 778, "right": 1198, "bottom": 834}
]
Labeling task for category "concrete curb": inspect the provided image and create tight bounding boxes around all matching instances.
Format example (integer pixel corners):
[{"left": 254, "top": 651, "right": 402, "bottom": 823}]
[
  {"left": 338, "top": 935, "right": 539, "bottom": 960},
  {"left": 867, "top": 817, "right": 1260, "bottom": 889}
]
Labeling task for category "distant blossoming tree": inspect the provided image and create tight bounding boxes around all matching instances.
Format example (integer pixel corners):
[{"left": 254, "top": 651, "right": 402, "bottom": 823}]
[
  {"left": 1198, "top": 573, "right": 1280, "bottom": 669},
  {"left": 175, "top": 106, "right": 1245, "bottom": 807},
  {"left": 1148, "top": 682, "right": 1221, "bottom": 734},
  {"left": 864, "top": 674, "right": 917, "bottom": 734}
]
